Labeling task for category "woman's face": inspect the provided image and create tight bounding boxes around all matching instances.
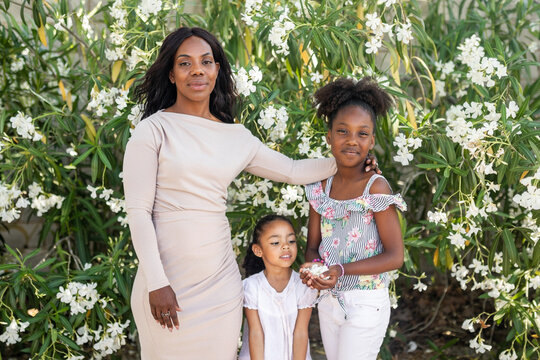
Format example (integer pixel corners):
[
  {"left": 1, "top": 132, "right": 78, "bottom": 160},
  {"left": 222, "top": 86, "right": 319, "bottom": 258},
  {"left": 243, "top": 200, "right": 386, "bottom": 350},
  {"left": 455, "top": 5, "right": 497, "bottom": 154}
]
[
  {"left": 169, "top": 36, "right": 220, "bottom": 104},
  {"left": 326, "top": 105, "right": 375, "bottom": 169}
]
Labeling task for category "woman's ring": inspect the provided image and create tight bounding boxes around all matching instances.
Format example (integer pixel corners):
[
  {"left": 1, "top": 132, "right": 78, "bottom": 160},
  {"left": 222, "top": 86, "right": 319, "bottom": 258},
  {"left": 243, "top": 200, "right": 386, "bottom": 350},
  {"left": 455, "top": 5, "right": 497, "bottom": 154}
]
[{"left": 161, "top": 311, "right": 170, "bottom": 317}]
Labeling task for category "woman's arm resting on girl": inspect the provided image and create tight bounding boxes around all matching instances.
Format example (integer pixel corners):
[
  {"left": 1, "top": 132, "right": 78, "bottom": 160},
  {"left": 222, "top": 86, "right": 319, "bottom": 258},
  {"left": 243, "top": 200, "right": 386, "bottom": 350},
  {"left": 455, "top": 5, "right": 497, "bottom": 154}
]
[
  {"left": 244, "top": 142, "right": 381, "bottom": 185},
  {"left": 245, "top": 308, "right": 265, "bottom": 360},
  {"left": 244, "top": 141, "right": 337, "bottom": 184},
  {"left": 292, "top": 308, "right": 312, "bottom": 360}
]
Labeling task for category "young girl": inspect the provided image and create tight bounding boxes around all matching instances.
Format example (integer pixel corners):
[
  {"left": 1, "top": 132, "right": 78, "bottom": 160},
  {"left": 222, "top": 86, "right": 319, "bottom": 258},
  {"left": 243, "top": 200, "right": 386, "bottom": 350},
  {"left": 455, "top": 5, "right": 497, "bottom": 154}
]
[
  {"left": 238, "top": 214, "right": 318, "bottom": 360},
  {"left": 300, "top": 77, "right": 407, "bottom": 360}
]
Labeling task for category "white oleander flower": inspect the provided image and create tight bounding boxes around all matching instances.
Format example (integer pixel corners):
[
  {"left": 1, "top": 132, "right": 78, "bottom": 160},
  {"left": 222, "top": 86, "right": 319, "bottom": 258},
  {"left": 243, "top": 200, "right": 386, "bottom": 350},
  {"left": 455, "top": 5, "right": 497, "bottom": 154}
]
[
  {"left": 99, "top": 189, "right": 114, "bottom": 201},
  {"left": 0, "top": 318, "right": 29, "bottom": 345},
  {"left": 31, "top": 194, "right": 64, "bottom": 216},
  {"left": 469, "top": 337, "right": 492, "bottom": 354},
  {"left": 268, "top": 14, "right": 295, "bottom": 55},
  {"left": 461, "top": 318, "right": 475, "bottom": 332},
  {"left": 128, "top": 104, "right": 143, "bottom": 127},
  {"left": 57, "top": 282, "right": 100, "bottom": 316},
  {"left": 377, "top": 0, "right": 397, "bottom": 7},
  {"left": 435, "top": 79, "right": 446, "bottom": 97},
  {"left": 506, "top": 101, "right": 519, "bottom": 119},
  {"left": 499, "top": 350, "right": 517, "bottom": 360},
  {"left": 413, "top": 280, "right": 427, "bottom": 292},
  {"left": 66, "top": 147, "right": 78, "bottom": 157},
  {"left": 310, "top": 71, "right": 323, "bottom": 83},
  {"left": 249, "top": 66, "right": 263, "bottom": 83},
  {"left": 365, "top": 12, "right": 381, "bottom": 31},
  {"left": 10, "top": 57, "right": 24, "bottom": 72},
  {"left": 396, "top": 21, "right": 413, "bottom": 44},
  {"left": 365, "top": 37, "right": 382, "bottom": 54},
  {"left": 9, "top": 112, "right": 42, "bottom": 141},
  {"left": 427, "top": 210, "right": 448, "bottom": 224},
  {"left": 281, "top": 185, "right": 303, "bottom": 204},
  {"left": 87, "top": 185, "right": 99, "bottom": 199},
  {"left": 530, "top": 275, "right": 540, "bottom": 290},
  {"left": 136, "top": 0, "right": 162, "bottom": 21}
]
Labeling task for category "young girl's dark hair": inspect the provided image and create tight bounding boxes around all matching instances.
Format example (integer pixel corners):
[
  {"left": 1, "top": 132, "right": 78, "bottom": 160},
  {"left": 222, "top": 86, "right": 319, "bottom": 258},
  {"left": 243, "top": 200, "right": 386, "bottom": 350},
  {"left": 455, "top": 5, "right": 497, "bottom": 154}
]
[
  {"left": 134, "top": 27, "right": 237, "bottom": 123},
  {"left": 242, "top": 214, "right": 294, "bottom": 277},
  {"left": 313, "top": 77, "right": 393, "bottom": 128}
]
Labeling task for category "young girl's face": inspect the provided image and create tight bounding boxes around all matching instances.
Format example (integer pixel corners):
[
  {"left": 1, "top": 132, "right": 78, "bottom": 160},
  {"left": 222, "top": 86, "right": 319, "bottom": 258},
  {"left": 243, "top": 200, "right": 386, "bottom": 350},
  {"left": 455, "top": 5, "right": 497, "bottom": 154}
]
[
  {"left": 326, "top": 105, "right": 375, "bottom": 169},
  {"left": 253, "top": 220, "right": 297, "bottom": 270}
]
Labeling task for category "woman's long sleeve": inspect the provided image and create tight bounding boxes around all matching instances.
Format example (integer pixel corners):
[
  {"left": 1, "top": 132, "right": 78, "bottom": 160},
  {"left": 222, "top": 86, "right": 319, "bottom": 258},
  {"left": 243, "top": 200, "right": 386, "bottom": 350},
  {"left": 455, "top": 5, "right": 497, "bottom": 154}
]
[
  {"left": 123, "top": 121, "right": 170, "bottom": 292},
  {"left": 244, "top": 139, "right": 336, "bottom": 184}
]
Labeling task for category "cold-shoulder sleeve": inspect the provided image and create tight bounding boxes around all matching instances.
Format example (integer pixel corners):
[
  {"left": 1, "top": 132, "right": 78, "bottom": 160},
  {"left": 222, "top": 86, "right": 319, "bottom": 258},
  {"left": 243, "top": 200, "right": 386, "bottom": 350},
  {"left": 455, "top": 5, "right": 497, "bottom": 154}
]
[
  {"left": 123, "top": 120, "right": 170, "bottom": 291},
  {"left": 243, "top": 277, "right": 259, "bottom": 310},
  {"left": 305, "top": 178, "right": 407, "bottom": 220},
  {"left": 244, "top": 136, "right": 336, "bottom": 185}
]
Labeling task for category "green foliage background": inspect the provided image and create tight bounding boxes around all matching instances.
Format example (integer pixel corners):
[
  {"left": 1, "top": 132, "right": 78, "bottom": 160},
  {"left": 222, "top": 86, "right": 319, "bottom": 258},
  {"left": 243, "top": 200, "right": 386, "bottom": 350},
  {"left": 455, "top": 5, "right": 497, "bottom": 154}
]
[{"left": 0, "top": 0, "right": 538, "bottom": 358}]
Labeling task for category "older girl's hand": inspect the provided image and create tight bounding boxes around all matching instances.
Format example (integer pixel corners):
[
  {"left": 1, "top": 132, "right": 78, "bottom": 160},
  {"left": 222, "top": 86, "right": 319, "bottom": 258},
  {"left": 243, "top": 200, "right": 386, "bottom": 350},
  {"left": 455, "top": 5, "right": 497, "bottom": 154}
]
[
  {"left": 308, "top": 273, "right": 338, "bottom": 290},
  {"left": 149, "top": 286, "right": 181, "bottom": 331},
  {"left": 299, "top": 262, "right": 316, "bottom": 285},
  {"left": 300, "top": 264, "right": 340, "bottom": 290},
  {"left": 365, "top": 153, "right": 382, "bottom": 174}
]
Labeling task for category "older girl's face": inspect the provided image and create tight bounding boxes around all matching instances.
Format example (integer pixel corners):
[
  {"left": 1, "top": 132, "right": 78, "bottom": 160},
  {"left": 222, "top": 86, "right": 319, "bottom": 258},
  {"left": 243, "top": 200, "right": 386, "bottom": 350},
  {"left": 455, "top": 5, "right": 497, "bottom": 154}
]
[
  {"left": 169, "top": 36, "right": 220, "bottom": 104},
  {"left": 326, "top": 105, "right": 375, "bottom": 169}
]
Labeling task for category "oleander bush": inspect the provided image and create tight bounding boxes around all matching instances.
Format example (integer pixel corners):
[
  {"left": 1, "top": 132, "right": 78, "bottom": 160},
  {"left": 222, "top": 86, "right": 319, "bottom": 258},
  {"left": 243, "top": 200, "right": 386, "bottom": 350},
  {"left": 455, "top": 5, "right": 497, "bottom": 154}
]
[{"left": 0, "top": 0, "right": 538, "bottom": 358}]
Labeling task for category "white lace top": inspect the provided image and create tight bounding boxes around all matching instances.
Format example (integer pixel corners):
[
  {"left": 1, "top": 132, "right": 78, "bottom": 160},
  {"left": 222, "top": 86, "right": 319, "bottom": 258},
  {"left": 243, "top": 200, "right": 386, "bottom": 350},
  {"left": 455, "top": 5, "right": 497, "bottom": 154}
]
[{"left": 238, "top": 270, "right": 317, "bottom": 360}]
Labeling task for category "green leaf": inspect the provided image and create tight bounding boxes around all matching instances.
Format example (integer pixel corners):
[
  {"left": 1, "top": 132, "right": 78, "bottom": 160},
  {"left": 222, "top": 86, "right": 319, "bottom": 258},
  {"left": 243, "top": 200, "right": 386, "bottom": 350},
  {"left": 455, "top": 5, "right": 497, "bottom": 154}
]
[
  {"left": 58, "top": 333, "right": 81, "bottom": 351},
  {"left": 96, "top": 148, "right": 112, "bottom": 170},
  {"left": 38, "top": 333, "right": 51, "bottom": 356},
  {"left": 532, "top": 239, "right": 540, "bottom": 267},
  {"left": 72, "top": 148, "right": 94, "bottom": 167},
  {"left": 59, "top": 315, "right": 73, "bottom": 333},
  {"left": 502, "top": 229, "right": 518, "bottom": 264},
  {"left": 416, "top": 163, "right": 445, "bottom": 169},
  {"left": 432, "top": 176, "right": 448, "bottom": 204},
  {"left": 418, "top": 152, "right": 448, "bottom": 165},
  {"left": 91, "top": 153, "right": 99, "bottom": 183}
]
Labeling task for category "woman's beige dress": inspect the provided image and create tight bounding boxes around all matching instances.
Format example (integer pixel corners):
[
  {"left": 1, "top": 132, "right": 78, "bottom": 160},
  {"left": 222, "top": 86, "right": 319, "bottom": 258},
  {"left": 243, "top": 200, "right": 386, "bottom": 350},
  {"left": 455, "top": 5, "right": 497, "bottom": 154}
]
[{"left": 123, "top": 111, "right": 335, "bottom": 359}]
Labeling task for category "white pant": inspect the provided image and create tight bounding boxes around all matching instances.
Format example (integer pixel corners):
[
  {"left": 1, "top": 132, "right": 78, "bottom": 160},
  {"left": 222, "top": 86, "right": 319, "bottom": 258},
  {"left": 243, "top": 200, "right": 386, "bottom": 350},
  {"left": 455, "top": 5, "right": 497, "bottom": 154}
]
[{"left": 318, "top": 288, "right": 390, "bottom": 360}]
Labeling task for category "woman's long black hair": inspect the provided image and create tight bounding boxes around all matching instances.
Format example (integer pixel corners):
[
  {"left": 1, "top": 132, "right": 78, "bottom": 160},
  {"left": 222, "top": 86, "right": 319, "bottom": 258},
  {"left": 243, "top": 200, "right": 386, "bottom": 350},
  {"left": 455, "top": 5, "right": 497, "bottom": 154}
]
[
  {"left": 242, "top": 214, "right": 294, "bottom": 277},
  {"left": 134, "top": 27, "right": 237, "bottom": 123}
]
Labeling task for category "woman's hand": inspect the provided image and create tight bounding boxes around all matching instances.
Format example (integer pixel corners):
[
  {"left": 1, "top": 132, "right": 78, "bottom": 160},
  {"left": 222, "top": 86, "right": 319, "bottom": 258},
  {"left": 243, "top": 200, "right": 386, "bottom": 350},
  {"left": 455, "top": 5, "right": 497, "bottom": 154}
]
[
  {"left": 149, "top": 285, "right": 181, "bottom": 331},
  {"left": 365, "top": 153, "right": 382, "bottom": 174}
]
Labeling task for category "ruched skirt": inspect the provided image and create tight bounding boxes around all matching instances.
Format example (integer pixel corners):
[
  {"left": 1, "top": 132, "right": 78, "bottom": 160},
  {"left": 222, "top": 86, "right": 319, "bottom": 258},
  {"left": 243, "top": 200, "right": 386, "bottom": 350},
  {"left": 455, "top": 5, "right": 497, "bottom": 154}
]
[{"left": 131, "top": 211, "right": 243, "bottom": 359}]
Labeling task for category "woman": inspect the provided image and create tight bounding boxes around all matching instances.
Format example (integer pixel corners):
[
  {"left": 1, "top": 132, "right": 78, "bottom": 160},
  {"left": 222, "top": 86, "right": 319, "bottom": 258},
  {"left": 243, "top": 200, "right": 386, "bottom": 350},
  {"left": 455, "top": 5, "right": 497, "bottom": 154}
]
[{"left": 123, "top": 27, "right": 377, "bottom": 359}]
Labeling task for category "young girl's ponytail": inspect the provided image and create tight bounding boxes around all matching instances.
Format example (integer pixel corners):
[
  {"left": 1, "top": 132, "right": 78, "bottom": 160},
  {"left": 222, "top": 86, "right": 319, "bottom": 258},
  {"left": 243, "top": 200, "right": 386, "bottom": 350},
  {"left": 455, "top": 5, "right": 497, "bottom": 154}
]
[{"left": 242, "top": 214, "right": 294, "bottom": 277}]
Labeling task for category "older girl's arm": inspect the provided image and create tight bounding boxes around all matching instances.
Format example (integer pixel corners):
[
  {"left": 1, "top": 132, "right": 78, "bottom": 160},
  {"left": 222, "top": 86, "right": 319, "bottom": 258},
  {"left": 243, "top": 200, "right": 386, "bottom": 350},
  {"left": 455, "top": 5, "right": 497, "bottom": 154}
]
[
  {"left": 292, "top": 308, "right": 312, "bottom": 360},
  {"left": 245, "top": 308, "right": 264, "bottom": 360}
]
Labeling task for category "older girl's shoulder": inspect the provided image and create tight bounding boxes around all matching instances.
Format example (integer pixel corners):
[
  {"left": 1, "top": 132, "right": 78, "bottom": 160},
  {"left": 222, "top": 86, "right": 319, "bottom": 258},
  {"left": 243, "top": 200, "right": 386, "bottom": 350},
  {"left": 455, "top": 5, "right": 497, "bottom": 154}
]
[{"left": 367, "top": 174, "right": 392, "bottom": 195}]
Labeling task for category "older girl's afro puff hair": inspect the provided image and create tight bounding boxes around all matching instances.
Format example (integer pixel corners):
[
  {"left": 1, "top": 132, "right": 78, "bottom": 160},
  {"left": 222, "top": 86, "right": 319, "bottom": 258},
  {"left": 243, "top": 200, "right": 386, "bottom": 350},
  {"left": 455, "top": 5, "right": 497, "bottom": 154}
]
[{"left": 313, "top": 77, "right": 393, "bottom": 127}]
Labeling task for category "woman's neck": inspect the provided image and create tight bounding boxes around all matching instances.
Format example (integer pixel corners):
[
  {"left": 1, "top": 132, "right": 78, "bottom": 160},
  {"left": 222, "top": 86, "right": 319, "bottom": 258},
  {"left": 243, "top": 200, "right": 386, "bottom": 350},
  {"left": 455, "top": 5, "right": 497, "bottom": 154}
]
[
  {"left": 263, "top": 267, "right": 292, "bottom": 293},
  {"left": 167, "top": 97, "right": 218, "bottom": 122}
]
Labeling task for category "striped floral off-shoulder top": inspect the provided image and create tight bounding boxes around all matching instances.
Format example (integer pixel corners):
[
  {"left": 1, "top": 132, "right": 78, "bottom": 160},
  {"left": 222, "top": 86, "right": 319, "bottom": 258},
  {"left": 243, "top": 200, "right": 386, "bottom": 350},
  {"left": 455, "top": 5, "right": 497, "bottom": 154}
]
[{"left": 305, "top": 174, "right": 407, "bottom": 292}]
